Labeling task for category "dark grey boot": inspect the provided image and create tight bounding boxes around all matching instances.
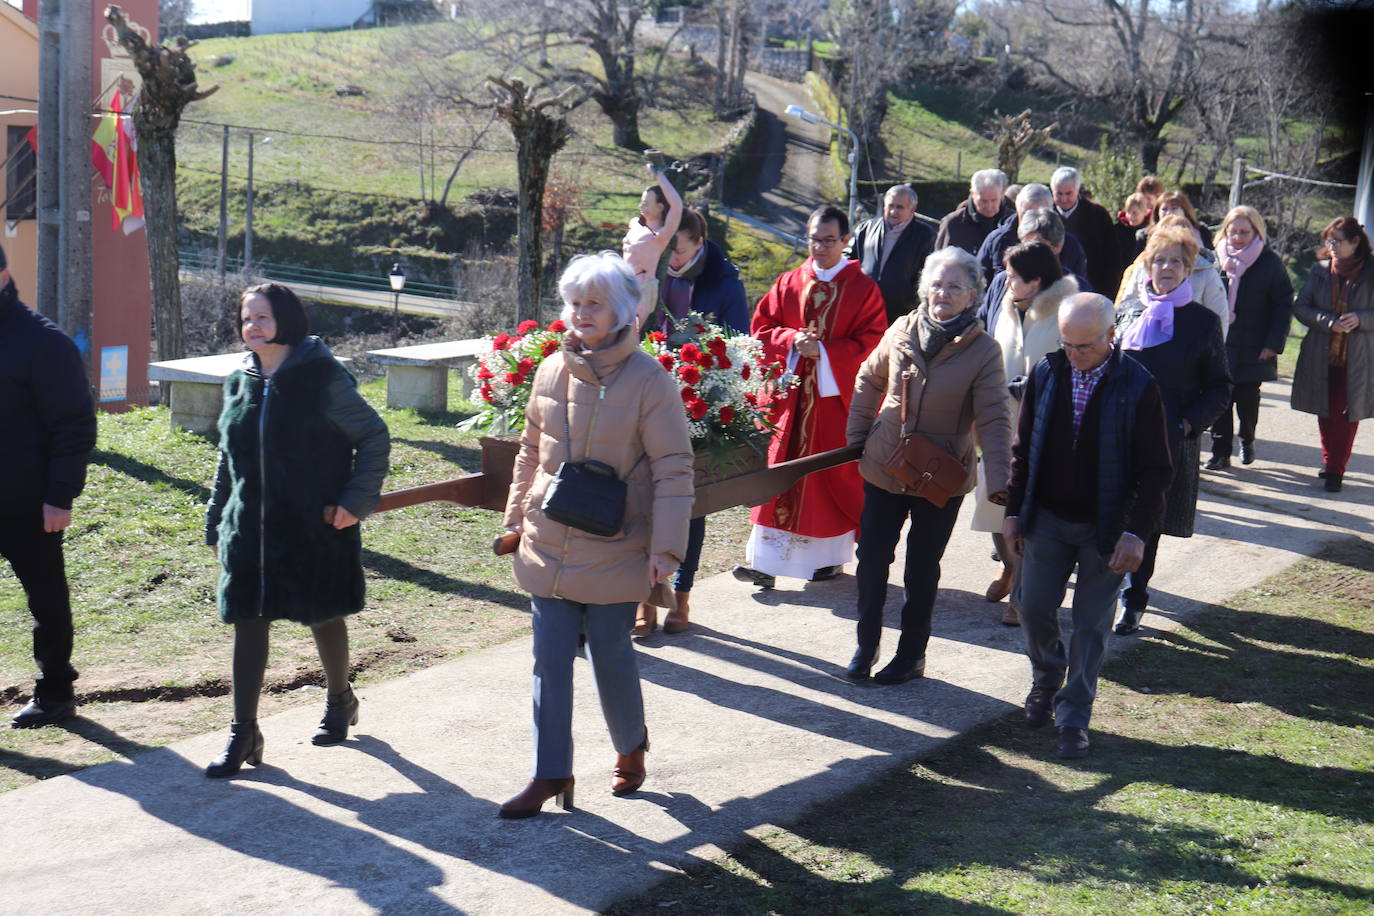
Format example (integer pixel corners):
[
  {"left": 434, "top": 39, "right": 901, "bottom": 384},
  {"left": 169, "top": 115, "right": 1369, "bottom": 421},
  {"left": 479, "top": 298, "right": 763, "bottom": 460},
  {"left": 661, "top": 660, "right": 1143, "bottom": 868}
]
[{"left": 312, "top": 685, "right": 359, "bottom": 745}]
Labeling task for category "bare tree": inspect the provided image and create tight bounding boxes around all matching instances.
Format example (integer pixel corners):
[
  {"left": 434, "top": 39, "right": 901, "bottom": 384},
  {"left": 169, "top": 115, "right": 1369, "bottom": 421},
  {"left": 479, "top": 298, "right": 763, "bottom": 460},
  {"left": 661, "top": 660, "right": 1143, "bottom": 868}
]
[
  {"left": 489, "top": 76, "right": 576, "bottom": 323},
  {"left": 158, "top": 0, "right": 192, "bottom": 39},
  {"left": 822, "top": 0, "right": 958, "bottom": 164},
  {"left": 106, "top": 4, "right": 217, "bottom": 361},
  {"left": 983, "top": 0, "right": 1225, "bottom": 173},
  {"left": 987, "top": 109, "right": 1058, "bottom": 183},
  {"left": 437, "top": 0, "right": 688, "bottom": 150}
]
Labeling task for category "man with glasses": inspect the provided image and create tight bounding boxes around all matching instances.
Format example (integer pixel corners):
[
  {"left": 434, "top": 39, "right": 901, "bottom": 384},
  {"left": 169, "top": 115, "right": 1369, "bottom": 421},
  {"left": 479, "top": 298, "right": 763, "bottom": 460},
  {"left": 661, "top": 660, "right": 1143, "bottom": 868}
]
[
  {"left": 1002, "top": 293, "right": 1172, "bottom": 759},
  {"left": 847, "top": 185, "right": 934, "bottom": 325},
  {"left": 734, "top": 206, "right": 887, "bottom": 589}
]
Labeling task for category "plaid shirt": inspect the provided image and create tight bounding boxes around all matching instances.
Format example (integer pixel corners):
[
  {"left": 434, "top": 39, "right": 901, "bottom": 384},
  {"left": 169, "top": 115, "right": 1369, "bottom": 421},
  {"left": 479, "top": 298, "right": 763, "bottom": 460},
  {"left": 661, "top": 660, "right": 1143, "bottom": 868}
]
[{"left": 1070, "top": 359, "right": 1109, "bottom": 440}]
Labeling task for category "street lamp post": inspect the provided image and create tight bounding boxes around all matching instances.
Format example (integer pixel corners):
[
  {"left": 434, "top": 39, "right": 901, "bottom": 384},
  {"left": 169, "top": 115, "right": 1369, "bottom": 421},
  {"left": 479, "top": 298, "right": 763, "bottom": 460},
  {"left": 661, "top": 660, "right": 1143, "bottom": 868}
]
[
  {"left": 785, "top": 104, "right": 860, "bottom": 228},
  {"left": 389, "top": 262, "right": 406, "bottom": 343}
]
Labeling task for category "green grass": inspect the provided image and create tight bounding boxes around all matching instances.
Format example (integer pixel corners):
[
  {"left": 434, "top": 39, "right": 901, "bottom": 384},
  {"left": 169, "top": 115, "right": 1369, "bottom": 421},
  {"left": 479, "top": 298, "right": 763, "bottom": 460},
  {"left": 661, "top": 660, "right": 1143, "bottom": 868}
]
[
  {"left": 880, "top": 82, "right": 1098, "bottom": 185},
  {"left": 609, "top": 540, "right": 1374, "bottom": 915},
  {"left": 0, "top": 376, "right": 752, "bottom": 789},
  {"left": 182, "top": 23, "right": 741, "bottom": 210}
]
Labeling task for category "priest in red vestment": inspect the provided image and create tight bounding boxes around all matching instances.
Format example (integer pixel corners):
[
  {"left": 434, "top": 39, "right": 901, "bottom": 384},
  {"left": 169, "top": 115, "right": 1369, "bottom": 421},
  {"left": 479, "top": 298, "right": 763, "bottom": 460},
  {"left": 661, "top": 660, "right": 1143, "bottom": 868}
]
[{"left": 734, "top": 205, "right": 888, "bottom": 587}]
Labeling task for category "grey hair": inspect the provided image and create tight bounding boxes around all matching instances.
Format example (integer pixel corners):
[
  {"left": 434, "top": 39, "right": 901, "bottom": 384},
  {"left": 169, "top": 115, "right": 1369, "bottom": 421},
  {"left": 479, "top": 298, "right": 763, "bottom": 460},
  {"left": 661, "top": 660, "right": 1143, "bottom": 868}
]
[
  {"left": 885, "top": 184, "right": 918, "bottom": 207},
  {"left": 1059, "top": 292, "right": 1115, "bottom": 335},
  {"left": 1018, "top": 208, "right": 1066, "bottom": 249},
  {"left": 970, "top": 168, "right": 1008, "bottom": 193},
  {"left": 917, "top": 246, "right": 985, "bottom": 309},
  {"left": 1051, "top": 166, "right": 1081, "bottom": 188},
  {"left": 1016, "top": 183, "right": 1052, "bottom": 213},
  {"left": 558, "top": 251, "right": 640, "bottom": 333}
]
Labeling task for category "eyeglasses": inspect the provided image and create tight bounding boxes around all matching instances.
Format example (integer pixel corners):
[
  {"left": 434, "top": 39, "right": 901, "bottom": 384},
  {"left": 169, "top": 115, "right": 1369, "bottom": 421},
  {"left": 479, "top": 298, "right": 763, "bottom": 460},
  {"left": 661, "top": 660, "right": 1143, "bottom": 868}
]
[
  {"left": 808, "top": 236, "right": 841, "bottom": 248},
  {"left": 1327, "top": 236, "right": 1353, "bottom": 246},
  {"left": 1060, "top": 332, "right": 1108, "bottom": 353},
  {"left": 928, "top": 282, "right": 968, "bottom": 296},
  {"left": 1150, "top": 256, "right": 1185, "bottom": 269}
]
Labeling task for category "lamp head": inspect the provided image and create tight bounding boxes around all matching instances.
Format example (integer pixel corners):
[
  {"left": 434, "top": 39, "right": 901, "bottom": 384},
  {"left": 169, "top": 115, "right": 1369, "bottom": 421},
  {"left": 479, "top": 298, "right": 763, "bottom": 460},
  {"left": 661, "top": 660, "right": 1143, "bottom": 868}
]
[{"left": 389, "top": 263, "right": 406, "bottom": 292}]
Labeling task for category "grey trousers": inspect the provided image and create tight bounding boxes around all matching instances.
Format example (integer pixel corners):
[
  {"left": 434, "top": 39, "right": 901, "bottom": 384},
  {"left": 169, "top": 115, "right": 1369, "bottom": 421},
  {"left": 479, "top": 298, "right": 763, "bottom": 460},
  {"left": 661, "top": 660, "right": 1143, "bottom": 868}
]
[
  {"left": 1017, "top": 508, "right": 1124, "bottom": 730},
  {"left": 530, "top": 595, "right": 644, "bottom": 779}
]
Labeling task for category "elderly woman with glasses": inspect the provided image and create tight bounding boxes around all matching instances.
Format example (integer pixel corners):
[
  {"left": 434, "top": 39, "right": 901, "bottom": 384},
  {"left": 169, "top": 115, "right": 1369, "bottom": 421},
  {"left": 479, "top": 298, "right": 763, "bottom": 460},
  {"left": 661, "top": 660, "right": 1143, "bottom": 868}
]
[
  {"left": 498, "top": 251, "right": 694, "bottom": 818},
  {"left": 1113, "top": 223, "right": 1232, "bottom": 634},
  {"left": 1292, "top": 216, "right": 1374, "bottom": 493},
  {"left": 844, "top": 246, "right": 1012, "bottom": 684}
]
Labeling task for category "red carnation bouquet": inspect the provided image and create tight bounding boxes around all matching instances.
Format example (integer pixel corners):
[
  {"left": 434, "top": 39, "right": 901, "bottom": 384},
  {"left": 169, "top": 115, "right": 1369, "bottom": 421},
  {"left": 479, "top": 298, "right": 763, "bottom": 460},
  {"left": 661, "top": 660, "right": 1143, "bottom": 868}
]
[
  {"left": 459, "top": 318, "right": 567, "bottom": 434},
  {"left": 640, "top": 312, "right": 793, "bottom": 453},
  {"left": 461, "top": 313, "right": 793, "bottom": 450}
]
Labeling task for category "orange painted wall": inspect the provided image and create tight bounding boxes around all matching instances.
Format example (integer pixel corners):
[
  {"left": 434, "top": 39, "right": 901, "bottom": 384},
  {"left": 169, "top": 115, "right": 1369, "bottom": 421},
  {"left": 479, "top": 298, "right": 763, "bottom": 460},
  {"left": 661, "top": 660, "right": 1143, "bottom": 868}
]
[{"left": 1, "top": 0, "right": 158, "bottom": 409}]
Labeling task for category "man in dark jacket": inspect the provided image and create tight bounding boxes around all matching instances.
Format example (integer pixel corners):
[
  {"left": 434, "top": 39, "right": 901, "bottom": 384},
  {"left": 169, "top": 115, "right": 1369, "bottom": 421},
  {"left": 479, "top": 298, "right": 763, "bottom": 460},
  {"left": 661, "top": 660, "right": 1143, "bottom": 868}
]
[
  {"left": 935, "top": 168, "right": 1015, "bottom": 255},
  {"left": 1002, "top": 293, "right": 1172, "bottom": 760},
  {"left": 978, "top": 183, "right": 1089, "bottom": 284},
  {"left": 0, "top": 244, "right": 97, "bottom": 727},
  {"left": 1053, "top": 167, "right": 1122, "bottom": 303},
  {"left": 846, "top": 185, "right": 934, "bottom": 325}
]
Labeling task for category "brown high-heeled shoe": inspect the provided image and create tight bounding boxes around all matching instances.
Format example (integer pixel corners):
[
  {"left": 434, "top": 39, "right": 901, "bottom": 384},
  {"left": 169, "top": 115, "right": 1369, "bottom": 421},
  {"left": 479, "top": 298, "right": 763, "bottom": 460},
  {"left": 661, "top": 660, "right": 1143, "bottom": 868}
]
[
  {"left": 663, "top": 591, "right": 691, "bottom": 633},
  {"left": 498, "top": 777, "right": 575, "bottom": 819},
  {"left": 612, "top": 731, "right": 650, "bottom": 796},
  {"left": 631, "top": 602, "right": 657, "bottom": 637},
  {"left": 985, "top": 568, "right": 1013, "bottom": 603}
]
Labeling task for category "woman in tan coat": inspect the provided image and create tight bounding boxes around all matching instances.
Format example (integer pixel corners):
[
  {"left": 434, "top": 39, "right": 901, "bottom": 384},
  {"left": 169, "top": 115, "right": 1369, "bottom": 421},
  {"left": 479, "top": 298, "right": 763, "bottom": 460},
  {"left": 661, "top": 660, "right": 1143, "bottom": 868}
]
[
  {"left": 499, "top": 252, "right": 694, "bottom": 818},
  {"left": 845, "top": 247, "right": 1013, "bottom": 684}
]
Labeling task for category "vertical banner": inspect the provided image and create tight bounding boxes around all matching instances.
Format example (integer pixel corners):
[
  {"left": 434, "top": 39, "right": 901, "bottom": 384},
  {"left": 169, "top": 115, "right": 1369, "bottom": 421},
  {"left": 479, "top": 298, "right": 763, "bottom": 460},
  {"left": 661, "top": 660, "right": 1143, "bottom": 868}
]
[{"left": 99, "top": 344, "right": 129, "bottom": 402}]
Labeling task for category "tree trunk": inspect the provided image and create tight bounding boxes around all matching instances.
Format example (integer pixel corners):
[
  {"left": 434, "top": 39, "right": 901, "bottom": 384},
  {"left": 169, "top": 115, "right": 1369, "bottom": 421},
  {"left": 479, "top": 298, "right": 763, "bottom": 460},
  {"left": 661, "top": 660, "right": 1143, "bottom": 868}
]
[
  {"left": 137, "top": 131, "right": 185, "bottom": 360},
  {"left": 492, "top": 78, "right": 574, "bottom": 323},
  {"left": 714, "top": 3, "right": 728, "bottom": 114}
]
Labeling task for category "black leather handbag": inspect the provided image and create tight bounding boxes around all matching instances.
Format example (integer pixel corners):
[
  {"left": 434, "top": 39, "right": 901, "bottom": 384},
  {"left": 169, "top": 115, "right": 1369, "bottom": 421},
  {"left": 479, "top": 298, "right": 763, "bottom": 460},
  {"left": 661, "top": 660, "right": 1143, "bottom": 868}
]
[{"left": 540, "top": 373, "right": 645, "bottom": 537}]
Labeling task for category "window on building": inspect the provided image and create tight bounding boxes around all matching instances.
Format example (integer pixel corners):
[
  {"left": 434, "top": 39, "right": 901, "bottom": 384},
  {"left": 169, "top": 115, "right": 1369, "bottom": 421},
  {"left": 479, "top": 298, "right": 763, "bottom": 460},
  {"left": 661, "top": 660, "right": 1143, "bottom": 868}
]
[{"left": 5, "top": 126, "right": 37, "bottom": 221}]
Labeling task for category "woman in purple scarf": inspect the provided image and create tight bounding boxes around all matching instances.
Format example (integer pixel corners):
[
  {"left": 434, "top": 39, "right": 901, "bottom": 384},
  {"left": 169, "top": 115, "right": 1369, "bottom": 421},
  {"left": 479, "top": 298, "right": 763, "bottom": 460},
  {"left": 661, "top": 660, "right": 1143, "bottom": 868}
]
[{"left": 1113, "top": 223, "right": 1232, "bottom": 634}]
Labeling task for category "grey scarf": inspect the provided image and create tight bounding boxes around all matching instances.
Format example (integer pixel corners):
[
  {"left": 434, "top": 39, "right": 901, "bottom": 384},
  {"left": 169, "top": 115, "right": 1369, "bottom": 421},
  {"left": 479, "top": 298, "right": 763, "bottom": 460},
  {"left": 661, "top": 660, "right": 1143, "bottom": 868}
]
[{"left": 917, "top": 307, "right": 977, "bottom": 361}]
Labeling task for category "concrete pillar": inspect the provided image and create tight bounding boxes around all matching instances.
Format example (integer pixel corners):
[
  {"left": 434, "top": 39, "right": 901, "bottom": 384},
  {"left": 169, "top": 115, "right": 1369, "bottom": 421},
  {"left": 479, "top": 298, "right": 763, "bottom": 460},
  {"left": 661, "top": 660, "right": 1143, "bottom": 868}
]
[{"left": 386, "top": 365, "right": 448, "bottom": 412}]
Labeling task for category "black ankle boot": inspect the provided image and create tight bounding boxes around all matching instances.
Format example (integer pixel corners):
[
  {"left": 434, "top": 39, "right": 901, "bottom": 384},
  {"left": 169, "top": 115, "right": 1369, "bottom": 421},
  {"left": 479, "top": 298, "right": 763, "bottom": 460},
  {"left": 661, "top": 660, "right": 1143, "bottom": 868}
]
[
  {"left": 846, "top": 647, "right": 876, "bottom": 680},
  {"left": 206, "top": 721, "right": 264, "bottom": 778},
  {"left": 313, "top": 685, "right": 359, "bottom": 745},
  {"left": 873, "top": 654, "right": 926, "bottom": 685}
]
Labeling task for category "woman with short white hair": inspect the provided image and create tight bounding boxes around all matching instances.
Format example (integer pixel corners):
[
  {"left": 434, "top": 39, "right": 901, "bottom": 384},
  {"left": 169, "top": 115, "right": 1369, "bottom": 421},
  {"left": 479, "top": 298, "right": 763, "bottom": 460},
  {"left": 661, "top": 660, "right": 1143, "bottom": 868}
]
[
  {"left": 497, "top": 251, "right": 694, "bottom": 818},
  {"left": 845, "top": 246, "right": 1012, "bottom": 683}
]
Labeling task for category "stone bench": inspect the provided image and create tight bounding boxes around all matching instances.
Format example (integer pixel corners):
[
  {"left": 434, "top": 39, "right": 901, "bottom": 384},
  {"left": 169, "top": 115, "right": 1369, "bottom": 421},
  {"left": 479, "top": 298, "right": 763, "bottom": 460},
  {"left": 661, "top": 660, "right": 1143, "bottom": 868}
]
[
  {"left": 366, "top": 339, "right": 487, "bottom": 412},
  {"left": 148, "top": 351, "right": 352, "bottom": 434}
]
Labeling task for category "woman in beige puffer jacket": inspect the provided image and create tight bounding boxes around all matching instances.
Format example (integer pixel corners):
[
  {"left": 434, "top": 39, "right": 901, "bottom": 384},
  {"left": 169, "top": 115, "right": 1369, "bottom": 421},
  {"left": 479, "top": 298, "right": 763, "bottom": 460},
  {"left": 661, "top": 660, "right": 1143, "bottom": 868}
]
[
  {"left": 844, "top": 247, "right": 1012, "bottom": 686},
  {"left": 499, "top": 252, "right": 693, "bottom": 819}
]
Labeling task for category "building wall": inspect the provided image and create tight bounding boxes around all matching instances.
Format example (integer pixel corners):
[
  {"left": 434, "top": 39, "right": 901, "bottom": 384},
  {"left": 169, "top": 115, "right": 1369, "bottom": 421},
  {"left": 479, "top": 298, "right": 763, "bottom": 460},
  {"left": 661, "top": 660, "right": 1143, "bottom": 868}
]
[
  {"left": 250, "top": 0, "right": 375, "bottom": 34},
  {"left": 2, "top": 1, "right": 158, "bottom": 409},
  {"left": 1, "top": 4, "right": 39, "bottom": 299}
]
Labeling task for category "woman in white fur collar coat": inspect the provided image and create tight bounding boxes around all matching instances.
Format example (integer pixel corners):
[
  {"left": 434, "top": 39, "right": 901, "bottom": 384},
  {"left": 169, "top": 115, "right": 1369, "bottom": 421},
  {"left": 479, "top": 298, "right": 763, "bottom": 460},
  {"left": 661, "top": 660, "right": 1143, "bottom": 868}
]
[{"left": 971, "top": 241, "right": 1078, "bottom": 625}]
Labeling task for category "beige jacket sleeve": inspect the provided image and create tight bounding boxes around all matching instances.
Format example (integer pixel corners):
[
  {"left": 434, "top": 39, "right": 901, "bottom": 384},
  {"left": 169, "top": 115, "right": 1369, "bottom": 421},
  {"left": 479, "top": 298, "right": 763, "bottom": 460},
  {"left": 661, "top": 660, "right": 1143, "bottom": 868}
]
[{"left": 637, "top": 364, "right": 694, "bottom": 561}]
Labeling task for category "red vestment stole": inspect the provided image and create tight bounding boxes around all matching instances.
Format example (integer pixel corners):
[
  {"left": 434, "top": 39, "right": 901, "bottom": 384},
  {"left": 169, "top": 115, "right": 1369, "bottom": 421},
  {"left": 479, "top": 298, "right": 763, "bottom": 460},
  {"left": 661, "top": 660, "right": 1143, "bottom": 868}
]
[{"left": 750, "top": 260, "right": 887, "bottom": 537}]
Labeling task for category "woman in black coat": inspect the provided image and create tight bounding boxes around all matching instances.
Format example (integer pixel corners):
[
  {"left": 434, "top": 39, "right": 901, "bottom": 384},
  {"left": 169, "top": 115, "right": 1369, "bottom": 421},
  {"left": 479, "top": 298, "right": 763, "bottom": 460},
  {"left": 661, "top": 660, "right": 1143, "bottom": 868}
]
[
  {"left": 1114, "top": 224, "right": 1232, "bottom": 634},
  {"left": 1207, "top": 206, "right": 1293, "bottom": 469},
  {"left": 204, "top": 283, "right": 390, "bottom": 777},
  {"left": 635, "top": 209, "right": 750, "bottom": 637}
]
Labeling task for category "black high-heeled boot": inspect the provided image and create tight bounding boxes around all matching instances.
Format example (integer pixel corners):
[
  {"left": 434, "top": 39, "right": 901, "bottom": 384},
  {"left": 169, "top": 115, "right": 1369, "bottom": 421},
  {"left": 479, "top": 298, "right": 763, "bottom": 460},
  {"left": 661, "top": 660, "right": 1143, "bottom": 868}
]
[
  {"left": 205, "top": 721, "right": 264, "bottom": 778},
  {"left": 312, "top": 685, "right": 359, "bottom": 745}
]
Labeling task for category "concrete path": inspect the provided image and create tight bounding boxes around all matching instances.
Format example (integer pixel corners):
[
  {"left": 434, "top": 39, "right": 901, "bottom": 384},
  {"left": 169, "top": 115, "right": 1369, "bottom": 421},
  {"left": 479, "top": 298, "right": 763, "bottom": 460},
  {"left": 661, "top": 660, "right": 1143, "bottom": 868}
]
[
  {"left": 1, "top": 380, "right": 1368, "bottom": 914},
  {"left": 735, "top": 73, "right": 833, "bottom": 237}
]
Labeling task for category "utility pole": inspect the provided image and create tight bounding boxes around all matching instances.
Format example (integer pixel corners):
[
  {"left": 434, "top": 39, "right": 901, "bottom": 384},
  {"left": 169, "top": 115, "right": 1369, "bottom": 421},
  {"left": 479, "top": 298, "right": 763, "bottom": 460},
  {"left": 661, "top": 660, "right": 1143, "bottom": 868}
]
[
  {"left": 37, "top": 0, "right": 95, "bottom": 374},
  {"left": 216, "top": 124, "right": 228, "bottom": 282},
  {"left": 36, "top": 1, "right": 61, "bottom": 322},
  {"left": 59, "top": 0, "right": 93, "bottom": 369}
]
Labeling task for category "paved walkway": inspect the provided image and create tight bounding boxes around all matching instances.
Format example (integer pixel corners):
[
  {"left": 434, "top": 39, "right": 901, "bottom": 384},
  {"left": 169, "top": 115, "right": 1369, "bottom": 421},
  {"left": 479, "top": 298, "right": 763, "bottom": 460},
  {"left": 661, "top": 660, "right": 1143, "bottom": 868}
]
[{"left": 1, "top": 381, "right": 1368, "bottom": 913}]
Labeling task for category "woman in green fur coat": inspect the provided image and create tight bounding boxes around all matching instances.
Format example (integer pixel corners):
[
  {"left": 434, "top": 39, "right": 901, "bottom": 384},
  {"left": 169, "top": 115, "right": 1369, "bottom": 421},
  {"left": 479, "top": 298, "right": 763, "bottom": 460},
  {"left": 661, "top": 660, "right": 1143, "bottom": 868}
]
[{"left": 203, "top": 283, "right": 390, "bottom": 778}]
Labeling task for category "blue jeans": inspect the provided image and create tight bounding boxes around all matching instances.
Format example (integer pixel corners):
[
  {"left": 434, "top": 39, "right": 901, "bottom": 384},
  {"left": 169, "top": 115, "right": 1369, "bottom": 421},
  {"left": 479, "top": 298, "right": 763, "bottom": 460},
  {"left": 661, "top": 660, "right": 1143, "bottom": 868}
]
[
  {"left": 530, "top": 595, "right": 644, "bottom": 779},
  {"left": 1017, "top": 508, "right": 1124, "bottom": 729}
]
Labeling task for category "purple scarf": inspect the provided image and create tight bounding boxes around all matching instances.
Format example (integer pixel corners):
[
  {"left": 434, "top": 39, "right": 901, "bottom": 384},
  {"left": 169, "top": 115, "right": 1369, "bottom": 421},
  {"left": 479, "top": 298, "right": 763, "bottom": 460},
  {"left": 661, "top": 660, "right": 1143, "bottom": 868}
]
[{"left": 1120, "top": 277, "right": 1194, "bottom": 350}]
